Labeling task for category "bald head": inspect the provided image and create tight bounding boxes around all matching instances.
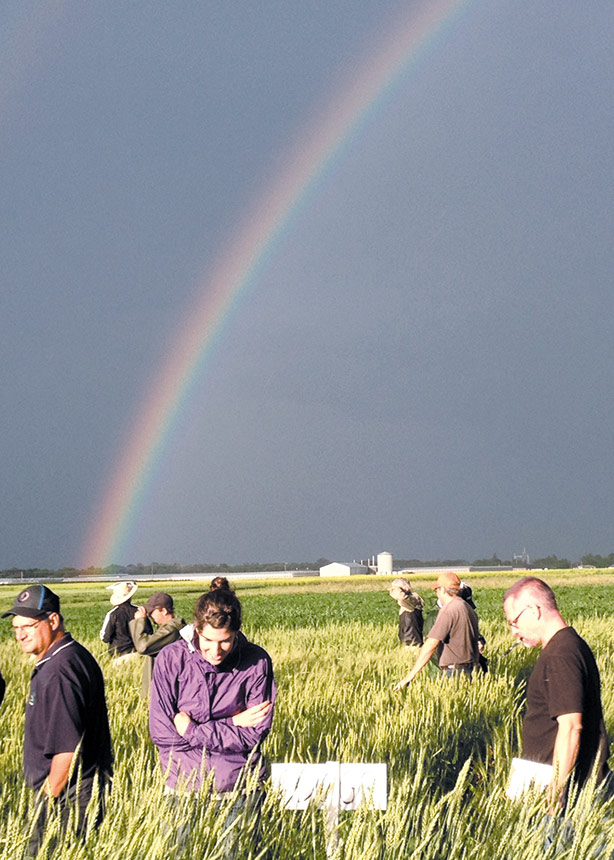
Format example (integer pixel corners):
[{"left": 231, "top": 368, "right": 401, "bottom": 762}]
[
  {"left": 504, "top": 577, "right": 558, "bottom": 612},
  {"left": 503, "top": 576, "right": 566, "bottom": 648}
]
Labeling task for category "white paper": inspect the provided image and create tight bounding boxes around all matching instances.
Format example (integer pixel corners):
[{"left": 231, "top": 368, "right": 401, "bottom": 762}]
[{"left": 506, "top": 757, "right": 553, "bottom": 799}]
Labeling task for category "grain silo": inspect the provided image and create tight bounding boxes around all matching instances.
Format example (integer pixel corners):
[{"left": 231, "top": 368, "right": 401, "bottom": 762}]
[{"left": 377, "top": 552, "right": 393, "bottom": 575}]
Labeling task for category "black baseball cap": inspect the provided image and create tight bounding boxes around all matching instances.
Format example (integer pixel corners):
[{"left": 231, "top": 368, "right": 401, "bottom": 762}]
[
  {"left": 145, "top": 592, "right": 174, "bottom": 614},
  {"left": 1, "top": 585, "right": 61, "bottom": 619}
]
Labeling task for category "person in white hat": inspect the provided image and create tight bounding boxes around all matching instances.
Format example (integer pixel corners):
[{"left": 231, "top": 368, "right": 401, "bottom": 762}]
[{"left": 99, "top": 581, "right": 138, "bottom": 656}]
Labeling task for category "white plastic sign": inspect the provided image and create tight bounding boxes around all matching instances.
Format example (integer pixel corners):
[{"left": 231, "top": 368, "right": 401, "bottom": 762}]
[{"left": 271, "top": 761, "right": 387, "bottom": 810}]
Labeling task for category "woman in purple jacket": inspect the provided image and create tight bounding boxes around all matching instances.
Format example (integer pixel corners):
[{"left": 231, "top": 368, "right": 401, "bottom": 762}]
[{"left": 149, "top": 589, "right": 276, "bottom": 793}]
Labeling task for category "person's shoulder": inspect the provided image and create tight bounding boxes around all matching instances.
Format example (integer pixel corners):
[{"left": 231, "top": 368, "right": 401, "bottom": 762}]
[
  {"left": 238, "top": 635, "right": 273, "bottom": 667},
  {"left": 155, "top": 636, "right": 189, "bottom": 663},
  {"left": 548, "top": 626, "right": 580, "bottom": 649},
  {"left": 245, "top": 640, "right": 272, "bottom": 658},
  {"left": 548, "top": 626, "right": 595, "bottom": 660},
  {"left": 410, "top": 594, "right": 424, "bottom": 610},
  {"left": 151, "top": 638, "right": 191, "bottom": 683},
  {"left": 454, "top": 596, "right": 476, "bottom": 616},
  {"left": 162, "top": 617, "right": 187, "bottom": 634},
  {"left": 45, "top": 636, "right": 103, "bottom": 683},
  {"left": 438, "top": 599, "right": 457, "bottom": 615},
  {"left": 465, "top": 600, "right": 479, "bottom": 620},
  {"left": 63, "top": 637, "right": 100, "bottom": 665}
]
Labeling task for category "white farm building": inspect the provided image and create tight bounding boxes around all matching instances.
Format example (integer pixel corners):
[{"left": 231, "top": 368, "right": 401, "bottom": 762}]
[{"left": 319, "top": 562, "right": 370, "bottom": 577}]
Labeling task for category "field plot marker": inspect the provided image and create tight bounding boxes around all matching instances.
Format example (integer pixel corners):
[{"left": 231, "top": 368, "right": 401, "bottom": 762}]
[{"left": 271, "top": 762, "right": 387, "bottom": 856}]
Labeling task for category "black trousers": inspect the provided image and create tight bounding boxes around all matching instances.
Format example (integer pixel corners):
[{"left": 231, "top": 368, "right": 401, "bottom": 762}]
[{"left": 29, "top": 775, "right": 109, "bottom": 855}]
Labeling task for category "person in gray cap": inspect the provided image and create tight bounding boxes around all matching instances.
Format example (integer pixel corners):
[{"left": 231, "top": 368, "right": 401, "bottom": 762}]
[
  {"left": 129, "top": 593, "right": 186, "bottom": 696},
  {"left": 2, "top": 584, "right": 112, "bottom": 854}
]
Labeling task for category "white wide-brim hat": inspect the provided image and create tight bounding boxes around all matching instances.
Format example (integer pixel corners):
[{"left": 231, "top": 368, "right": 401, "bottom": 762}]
[{"left": 107, "top": 580, "right": 138, "bottom": 606}]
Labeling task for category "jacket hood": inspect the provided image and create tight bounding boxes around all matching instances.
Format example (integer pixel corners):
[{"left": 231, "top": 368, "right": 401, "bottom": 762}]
[{"left": 180, "top": 623, "right": 196, "bottom": 649}]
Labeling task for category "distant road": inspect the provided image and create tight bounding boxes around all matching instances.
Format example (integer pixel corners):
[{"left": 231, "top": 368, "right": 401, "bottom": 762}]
[{"left": 0, "top": 570, "right": 320, "bottom": 586}]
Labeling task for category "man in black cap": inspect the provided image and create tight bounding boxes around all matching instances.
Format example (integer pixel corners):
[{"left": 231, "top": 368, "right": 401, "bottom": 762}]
[
  {"left": 129, "top": 592, "right": 186, "bottom": 696},
  {"left": 3, "top": 584, "right": 113, "bottom": 853}
]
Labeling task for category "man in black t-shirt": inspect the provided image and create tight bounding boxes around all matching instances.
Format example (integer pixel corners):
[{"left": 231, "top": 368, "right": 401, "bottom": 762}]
[
  {"left": 503, "top": 576, "right": 610, "bottom": 810},
  {"left": 2, "top": 585, "right": 113, "bottom": 853}
]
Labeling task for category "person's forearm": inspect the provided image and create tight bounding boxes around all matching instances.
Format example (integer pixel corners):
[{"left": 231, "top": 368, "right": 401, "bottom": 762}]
[
  {"left": 183, "top": 704, "right": 275, "bottom": 753},
  {"left": 149, "top": 668, "right": 185, "bottom": 746},
  {"left": 397, "top": 638, "right": 439, "bottom": 686},
  {"left": 44, "top": 752, "right": 74, "bottom": 797},
  {"left": 549, "top": 714, "right": 582, "bottom": 809},
  {"left": 407, "top": 642, "right": 436, "bottom": 679},
  {"left": 130, "top": 620, "right": 170, "bottom": 655}
]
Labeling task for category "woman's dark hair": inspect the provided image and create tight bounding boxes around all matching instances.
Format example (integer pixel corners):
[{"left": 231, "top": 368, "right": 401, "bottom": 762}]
[
  {"left": 194, "top": 589, "right": 241, "bottom": 632},
  {"left": 209, "top": 576, "right": 231, "bottom": 592}
]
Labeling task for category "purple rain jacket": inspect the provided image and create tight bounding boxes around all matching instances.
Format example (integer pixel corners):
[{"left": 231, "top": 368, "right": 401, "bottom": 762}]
[{"left": 149, "top": 626, "right": 276, "bottom": 792}]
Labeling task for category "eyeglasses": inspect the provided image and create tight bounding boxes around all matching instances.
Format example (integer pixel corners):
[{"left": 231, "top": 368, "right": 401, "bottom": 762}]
[
  {"left": 12, "top": 618, "right": 45, "bottom": 634},
  {"left": 508, "top": 606, "right": 531, "bottom": 628}
]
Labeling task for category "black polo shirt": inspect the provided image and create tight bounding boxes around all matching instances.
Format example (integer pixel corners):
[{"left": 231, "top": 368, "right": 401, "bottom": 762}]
[{"left": 25, "top": 633, "right": 113, "bottom": 790}]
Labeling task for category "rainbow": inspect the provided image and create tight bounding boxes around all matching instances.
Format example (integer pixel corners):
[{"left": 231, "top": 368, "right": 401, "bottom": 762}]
[{"left": 80, "top": 0, "right": 473, "bottom": 569}]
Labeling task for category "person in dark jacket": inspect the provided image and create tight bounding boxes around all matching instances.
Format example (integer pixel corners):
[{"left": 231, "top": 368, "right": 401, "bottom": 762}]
[
  {"left": 129, "top": 592, "right": 186, "bottom": 696},
  {"left": 458, "top": 580, "right": 488, "bottom": 672},
  {"left": 149, "top": 588, "right": 276, "bottom": 794},
  {"left": 388, "top": 578, "right": 424, "bottom": 646},
  {"left": 458, "top": 580, "right": 476, "bottom": 609},
  {"left": 100, "top": 581, "right": 138, "bottom": 656}
]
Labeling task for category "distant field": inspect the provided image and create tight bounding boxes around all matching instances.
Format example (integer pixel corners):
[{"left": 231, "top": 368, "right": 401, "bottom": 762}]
[{"left": 0, "top": 573, "right": 613, "bottom": 859}]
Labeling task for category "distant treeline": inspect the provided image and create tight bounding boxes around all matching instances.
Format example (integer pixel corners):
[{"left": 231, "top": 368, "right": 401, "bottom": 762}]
[
  {"left": 399, "top": 553, "right": 614, "bottom": 571},
  {"left": 397, "top": 554, "right": 577, "bottom": 570},
  {"left": 2, "top": 552, "right": 614, "bottom": 580},
  {"left": 0, "top": 561, "right": 318, "bottom": 580}
]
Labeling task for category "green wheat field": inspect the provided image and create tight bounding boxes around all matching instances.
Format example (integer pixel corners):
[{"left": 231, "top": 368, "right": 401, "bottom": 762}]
[{"left": 1, "top": 572, "right": 613, "bottom": 859}]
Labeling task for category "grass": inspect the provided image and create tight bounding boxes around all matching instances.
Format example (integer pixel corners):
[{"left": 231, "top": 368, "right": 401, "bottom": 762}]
[{"left": 0, "top": 573, "right": 613, "bottom": 858}]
